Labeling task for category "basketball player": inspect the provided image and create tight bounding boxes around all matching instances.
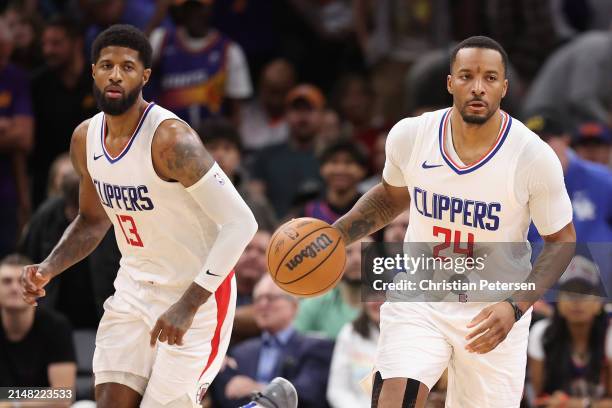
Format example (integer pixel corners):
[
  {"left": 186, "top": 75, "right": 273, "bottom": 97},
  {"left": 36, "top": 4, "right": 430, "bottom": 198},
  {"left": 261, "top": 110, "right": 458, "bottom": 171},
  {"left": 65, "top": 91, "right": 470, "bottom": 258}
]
[
  {"left": 333, "top": 36, "right": 577, "bottom": 407},
  {"left": 21, "top": 25, "right": 258, "bottom": 408}
]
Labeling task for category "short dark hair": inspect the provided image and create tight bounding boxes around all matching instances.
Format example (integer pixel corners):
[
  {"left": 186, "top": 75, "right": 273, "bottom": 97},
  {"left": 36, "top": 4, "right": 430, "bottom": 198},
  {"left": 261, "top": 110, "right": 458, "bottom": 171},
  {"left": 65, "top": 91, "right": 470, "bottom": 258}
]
[
  {"left": 450, "top": 36, "right": 509, "bottom": 76},
  {"left": 318, "top": 139, "right": 368, "bottom": 169},
  {"left": 0, "top": 254, "right": 32, "bottom": 268},
  {"left": 198, "top": 118, "right": 242, "bottom": 152},
  {"left": 45, "top": 15, "right": 83, "bottom": 39},
  {"left": 91, "top": 24, "right": 152, "bottom": 69}
]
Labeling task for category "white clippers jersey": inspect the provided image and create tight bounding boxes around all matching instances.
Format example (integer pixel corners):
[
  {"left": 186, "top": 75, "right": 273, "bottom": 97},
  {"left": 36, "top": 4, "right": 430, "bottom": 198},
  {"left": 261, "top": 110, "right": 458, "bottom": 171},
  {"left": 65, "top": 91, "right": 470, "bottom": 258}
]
[
  {"left": 383, "top": 108, "right": 573, "bottom": 298},
  {"left": 86, "top": 103, "right": 220, "bottom": 290}
]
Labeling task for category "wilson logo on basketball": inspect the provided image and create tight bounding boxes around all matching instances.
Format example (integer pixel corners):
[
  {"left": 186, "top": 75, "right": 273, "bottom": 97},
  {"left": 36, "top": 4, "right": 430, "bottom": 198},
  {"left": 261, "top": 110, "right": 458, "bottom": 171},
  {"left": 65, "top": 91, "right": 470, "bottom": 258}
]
[{"left": 285, "top": 233, "right": 334, "bottom": 271}]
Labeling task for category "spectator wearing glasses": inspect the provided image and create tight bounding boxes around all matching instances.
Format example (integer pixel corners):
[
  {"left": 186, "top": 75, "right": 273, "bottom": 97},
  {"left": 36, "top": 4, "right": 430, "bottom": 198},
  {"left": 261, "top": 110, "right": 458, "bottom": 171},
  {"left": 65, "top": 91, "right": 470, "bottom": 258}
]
[{"left": 211, "top": 275, "right": 334, "bottom": 408}]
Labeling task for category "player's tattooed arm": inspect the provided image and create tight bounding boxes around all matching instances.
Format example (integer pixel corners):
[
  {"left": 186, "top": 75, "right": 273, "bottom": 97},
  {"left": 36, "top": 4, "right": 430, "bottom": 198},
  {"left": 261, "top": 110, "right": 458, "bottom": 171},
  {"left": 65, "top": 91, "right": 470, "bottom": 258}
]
[
  {"left": 152, "top": 119, "right": 215, "bottom": 187},
  {"left": 43, "top": 120, "right": 112, "bottom": 276},
  {"left": 333, "top": 181, "right": 410, "bottom": 245},
  {"left": 22, "top": 120, "right": 112, "bottom": 304}
]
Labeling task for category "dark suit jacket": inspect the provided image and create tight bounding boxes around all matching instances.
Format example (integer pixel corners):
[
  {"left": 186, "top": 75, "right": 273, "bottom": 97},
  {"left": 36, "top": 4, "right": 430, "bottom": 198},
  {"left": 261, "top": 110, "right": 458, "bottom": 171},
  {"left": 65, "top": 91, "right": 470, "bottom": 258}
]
[{"left": 211, "top": 330, "right": 334, "bottom": 408}]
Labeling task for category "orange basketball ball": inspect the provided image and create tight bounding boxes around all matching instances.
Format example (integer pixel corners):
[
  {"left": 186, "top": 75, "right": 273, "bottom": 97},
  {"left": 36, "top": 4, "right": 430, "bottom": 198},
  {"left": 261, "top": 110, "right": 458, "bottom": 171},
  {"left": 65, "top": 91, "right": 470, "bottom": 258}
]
[{"left": 266, "top": 217, "right": 346, "bottom": 297}]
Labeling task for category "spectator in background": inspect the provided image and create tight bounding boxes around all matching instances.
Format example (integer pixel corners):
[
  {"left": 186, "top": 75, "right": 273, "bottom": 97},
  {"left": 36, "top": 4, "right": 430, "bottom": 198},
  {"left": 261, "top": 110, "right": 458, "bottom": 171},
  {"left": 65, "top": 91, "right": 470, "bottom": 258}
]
[
  {"left": 486, "top": 0, "right": 561, "bottom": 83},
  {"left": 294, "top": 140, "right": 367, "bottom": 225},
  {"left": 231, "top": 229, "right": 271, "bottom": 343},
  {"left": 0, "top": 19, "right": 33, "bottom": 258},
  {"left": 572, "top": 122, "right": 612, "bottom": 167},
  {"left": 45, "top": 152, "right": 72, "bottom": 199},
  {"left": 528, "top": 260, "right": 612, "bottom": 406},
  {"left": 79, "top": 0, "right": 159, "bottom": 54},
  {"left": 199, "top": 118, "right": 277, "bottom": 231},
  {"left": 2, "top": 1, "right": 44, "bottom": 71},
  {"left": 334, "top": 73, "right": 386, "bottom": 153},
  {"left": 317, "top": 108, "right": 345, "bottom": 151},
  {"left": 149, "top": 0, "right": 252, "bottom": 128},
  {"left": 282, "top": 0, "right": 362, "bottom": 92},
  {"left": 211, "top": 0, "right": 280, "bottom": 81},
  {"left": 327, "top": 299, "right": 382, "bottom": 408},
  {"left": 0, "top": 254, "right": 76, "bottom": 392},
  {"left": 526, "top": 115, "right": 612, "bottom": 243},
  {"left": 353, "top": 0, "right": 450, "bottom": 122},
  {"left": 294, "top": 237, "right": 372, "bottom": 339},
  {"left": 31, "top": 16, "right": 97, "bottom": 207},
  {"left": 212, "top": 275, "right": 334, "bottom": 408},
  {"left": 240, "top": 58, "right": 295, "bottom": 151},
  {"left": 20, "top": 161, "right": 99, "bottom": 328},
  {"left": 522, "top": 31, "right": 612, "bottom": 130},
  {"left": 249, "top": 84, "right": 324, "bottom": 219}
]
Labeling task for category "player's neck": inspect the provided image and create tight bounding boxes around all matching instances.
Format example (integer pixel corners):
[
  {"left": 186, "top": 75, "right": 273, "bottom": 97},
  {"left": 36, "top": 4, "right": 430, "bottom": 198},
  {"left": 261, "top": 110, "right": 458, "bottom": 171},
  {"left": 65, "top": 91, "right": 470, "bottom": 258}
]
[
  {"left": 1, "top": 307, "right": 35, "bottom": 342},
  {"left": 567, "top": 321, "right": 593, "bottom": 347},
  {"left": 450, "top": 108, "right": 502, "bottom": 150},
  {"left": 104, "top": 98, "right": 149, "bottom": 141}
]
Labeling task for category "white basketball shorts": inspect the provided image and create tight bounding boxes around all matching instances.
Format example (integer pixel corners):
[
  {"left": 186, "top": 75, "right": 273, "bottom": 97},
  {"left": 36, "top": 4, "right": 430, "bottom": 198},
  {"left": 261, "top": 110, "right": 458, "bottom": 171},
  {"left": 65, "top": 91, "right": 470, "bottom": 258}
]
[
  {"left": 375, "top": 302, "right": 532, "bottom": 408},
  {"left": 93, "top": 271, "right": 236, "bottom": 407}
]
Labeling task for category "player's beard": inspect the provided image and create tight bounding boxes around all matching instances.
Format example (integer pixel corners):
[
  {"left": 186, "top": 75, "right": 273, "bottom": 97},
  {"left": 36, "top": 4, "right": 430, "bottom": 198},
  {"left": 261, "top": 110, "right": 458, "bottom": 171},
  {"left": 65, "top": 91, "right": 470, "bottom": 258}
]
[
  {"left": 93, "top": 82, "right": 143, "bottom": 116},
  {"left": 459, "top": 102, "right": 497, "bottom": 125}
]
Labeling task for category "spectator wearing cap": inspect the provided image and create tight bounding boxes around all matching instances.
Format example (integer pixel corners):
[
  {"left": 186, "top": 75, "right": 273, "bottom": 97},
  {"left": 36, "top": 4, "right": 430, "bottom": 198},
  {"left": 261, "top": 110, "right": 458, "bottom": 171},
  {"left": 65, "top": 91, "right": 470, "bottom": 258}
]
[
  {"left": 526, "top": 115, "right": 612, "bottom": 244},
  {"left": 292, "top": 140, "right": 367, "bottom": 225},
  {"left": 249, "top": 84, "right": 325, "bottom": 219},
  {"left": 198, "top": 118, "right": 277, "bottom": 231},
  {"left": 527, "top": 256, "right": 612, "bottom": 407},
  {"left": 0, "top": 18, "right": 32, "bottom": 259},
  {"left": 239, "top": 59, "right": 296, "bottom": 151},
  {"left": 522, "top": 31, "right": 612, "bottom": 130},
  {"left": 148, "top": 0, "right": 252, "bottom": 128},
  {"left": 31, "top": 16, "right": 98, "bottom": 207},
  {"left": 572, "top": 122, "right": 612, "bottom": 167},
  {"left": 0, "top": 254, "right": 76, "bottom": 397}
]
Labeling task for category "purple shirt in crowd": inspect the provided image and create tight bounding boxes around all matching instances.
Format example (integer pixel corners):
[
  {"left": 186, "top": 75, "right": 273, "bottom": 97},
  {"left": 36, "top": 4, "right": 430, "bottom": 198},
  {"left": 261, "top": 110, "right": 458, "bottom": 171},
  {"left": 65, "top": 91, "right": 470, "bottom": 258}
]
[{"left": 0, "top": 63, "right": 32, "bottom": 202}]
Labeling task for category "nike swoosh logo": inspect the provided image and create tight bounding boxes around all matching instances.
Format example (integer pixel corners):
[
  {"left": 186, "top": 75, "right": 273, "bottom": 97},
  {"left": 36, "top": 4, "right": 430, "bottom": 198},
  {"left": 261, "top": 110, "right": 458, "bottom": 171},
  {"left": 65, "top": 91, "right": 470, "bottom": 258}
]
[
  {"left": 421, "top": 161, "right": 443, "bottom": 169},
  {"left": 205, "top": 270, "right": 221, "bottom": 277},
  {"left": 93, "top": 153, "right": 104, "bottom": 160}
]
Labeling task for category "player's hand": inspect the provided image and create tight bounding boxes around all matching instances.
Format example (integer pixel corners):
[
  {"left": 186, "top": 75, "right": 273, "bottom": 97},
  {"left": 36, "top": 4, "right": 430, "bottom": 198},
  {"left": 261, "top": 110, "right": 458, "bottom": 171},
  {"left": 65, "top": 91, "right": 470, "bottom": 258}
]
[
  {"left": 150, "top": 301, "right": 196, "bottom": 347},
  {"left": 20, "top": 264, "right": 52, "bottom": 305},
  {"left": 465, "top": 302, "right": 515, "bottom": 354},
  {"left": 225, "top": 375, "right": 264, "bottom": 399}
]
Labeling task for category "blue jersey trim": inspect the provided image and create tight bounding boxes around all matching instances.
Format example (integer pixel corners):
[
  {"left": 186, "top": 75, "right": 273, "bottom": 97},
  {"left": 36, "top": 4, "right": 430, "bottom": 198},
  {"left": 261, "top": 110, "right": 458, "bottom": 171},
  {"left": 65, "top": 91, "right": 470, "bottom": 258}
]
[
  {"left": 438, "top": 109, "right": 512, "bottom": 175},
  {"left": 102, "top": 102, "right": 155, "bottom": 164}
]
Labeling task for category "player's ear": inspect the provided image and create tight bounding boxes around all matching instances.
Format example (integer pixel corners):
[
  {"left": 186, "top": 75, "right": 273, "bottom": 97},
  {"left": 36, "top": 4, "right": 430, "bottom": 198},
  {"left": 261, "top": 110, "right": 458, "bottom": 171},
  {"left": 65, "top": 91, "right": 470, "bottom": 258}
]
[
  {"left": 447, "top": 74, "right": 453, "bottom": 95},
  {"left": 91, "top": 64, "right": 96, "bottom": 79},
  {"left": 501, "top": 78, "right": 508, "bottom": 98},
  {"left": 142, "top": 68, "right": 151, "bottom": 85}
]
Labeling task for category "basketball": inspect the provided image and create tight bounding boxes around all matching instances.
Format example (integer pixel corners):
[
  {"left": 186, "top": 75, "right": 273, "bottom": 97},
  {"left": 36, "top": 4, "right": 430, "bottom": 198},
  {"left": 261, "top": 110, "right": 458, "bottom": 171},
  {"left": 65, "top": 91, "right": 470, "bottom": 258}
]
[{"left": 266, "top": 217, "right": 346, "bottom": 297}]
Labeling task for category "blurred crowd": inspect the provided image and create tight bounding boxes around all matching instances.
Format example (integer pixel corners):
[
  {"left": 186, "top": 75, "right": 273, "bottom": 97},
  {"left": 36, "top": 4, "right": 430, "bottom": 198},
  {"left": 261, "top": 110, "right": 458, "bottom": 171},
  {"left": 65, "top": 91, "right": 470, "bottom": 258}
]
[{"left": 0, "top": 0, "right": 611, "bottom": 407}]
